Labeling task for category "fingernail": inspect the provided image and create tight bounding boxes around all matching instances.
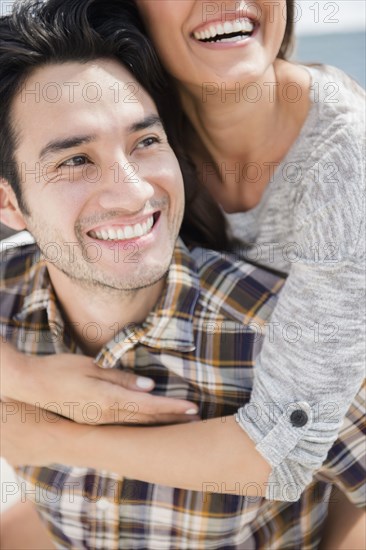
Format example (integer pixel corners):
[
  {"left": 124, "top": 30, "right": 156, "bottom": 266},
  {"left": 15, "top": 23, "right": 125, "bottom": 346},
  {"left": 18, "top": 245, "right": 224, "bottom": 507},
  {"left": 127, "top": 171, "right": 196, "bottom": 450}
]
[
  {"left": 136, "top": 377, "right": 154, "bottom": 389},
  {"left": 185, "top": 408, "right": 198, "bottom": 415}
]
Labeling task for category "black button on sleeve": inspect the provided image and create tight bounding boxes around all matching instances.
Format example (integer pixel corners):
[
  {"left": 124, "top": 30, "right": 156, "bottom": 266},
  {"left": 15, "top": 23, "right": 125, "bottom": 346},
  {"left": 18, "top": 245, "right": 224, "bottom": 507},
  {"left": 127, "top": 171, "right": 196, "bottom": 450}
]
[{"left": 290, "top": 409, "right": 308, "bottom": 428}]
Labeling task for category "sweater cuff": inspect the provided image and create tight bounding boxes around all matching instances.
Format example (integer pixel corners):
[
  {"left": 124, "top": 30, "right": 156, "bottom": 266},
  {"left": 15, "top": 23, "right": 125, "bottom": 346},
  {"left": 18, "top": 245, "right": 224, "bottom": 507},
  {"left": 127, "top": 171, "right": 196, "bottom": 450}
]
[{"left": 235, "top": 394, "right": 342, "bottom": 501}]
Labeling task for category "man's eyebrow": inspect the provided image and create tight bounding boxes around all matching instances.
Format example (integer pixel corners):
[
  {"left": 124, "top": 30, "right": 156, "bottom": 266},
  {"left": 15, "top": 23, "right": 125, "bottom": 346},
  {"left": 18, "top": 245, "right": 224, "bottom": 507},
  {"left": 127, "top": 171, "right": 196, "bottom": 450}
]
[
  {"left": 128, "top": 114, "right": 164, "bottom": 133},
  {"left": 38, "top": 115, "right": 163, "bottom": 161},
  {"left": 39, "top": 135, "right": 96, "bottom": 162}
]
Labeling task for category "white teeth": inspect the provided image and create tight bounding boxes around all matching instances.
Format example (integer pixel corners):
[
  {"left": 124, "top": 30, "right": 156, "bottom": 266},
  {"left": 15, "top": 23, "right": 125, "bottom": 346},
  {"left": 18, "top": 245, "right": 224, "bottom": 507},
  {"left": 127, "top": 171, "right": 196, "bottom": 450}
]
[
  {"left": 218, "top": 35, "right": 246, "bottom": 43},
  {"left": 241, "top": 20, "right": 254, "bottom": 33},
  {"left": 134, "top": 223, "right": 143, "bottom": 237},
  {"left": 223, "top": 21, "right": 233, "bottom": 34},
  {"left": 193, "top": 18, "right": 254, "bottom": 41},
  {"left": 233, "top": 20, "right": 242, "bottom": 33},
  {"left": 124, "top": 226, "right": 134, "bottom": 239},
  {"left": 89, "top": 215, "right": 154, "bottom": 241}
]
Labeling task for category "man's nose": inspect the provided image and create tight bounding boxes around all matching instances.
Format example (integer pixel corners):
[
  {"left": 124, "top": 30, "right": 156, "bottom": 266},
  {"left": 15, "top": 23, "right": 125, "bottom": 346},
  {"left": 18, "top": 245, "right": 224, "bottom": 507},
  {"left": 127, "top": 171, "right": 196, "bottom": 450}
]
[{"left": 96, "top": 161, "right": 155, "bottom": 212}]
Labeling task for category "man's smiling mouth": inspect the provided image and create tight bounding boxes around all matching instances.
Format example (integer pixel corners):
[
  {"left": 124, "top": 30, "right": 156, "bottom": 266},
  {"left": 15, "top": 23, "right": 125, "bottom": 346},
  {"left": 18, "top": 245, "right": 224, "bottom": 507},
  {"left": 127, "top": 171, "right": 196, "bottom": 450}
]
[
  {"left": 88, "top": 213, "right": 159, "bottom": 241},
  {"left": 193, "top": 18, "right": 255, "bottom": 44}
]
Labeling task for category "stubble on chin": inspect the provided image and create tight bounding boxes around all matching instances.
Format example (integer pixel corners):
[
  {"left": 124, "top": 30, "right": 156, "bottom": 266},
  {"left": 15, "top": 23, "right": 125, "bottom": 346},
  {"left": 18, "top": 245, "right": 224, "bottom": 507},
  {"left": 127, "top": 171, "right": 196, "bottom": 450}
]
[{"left": 26, "top": 196, "right": 182, "bottom": 294}]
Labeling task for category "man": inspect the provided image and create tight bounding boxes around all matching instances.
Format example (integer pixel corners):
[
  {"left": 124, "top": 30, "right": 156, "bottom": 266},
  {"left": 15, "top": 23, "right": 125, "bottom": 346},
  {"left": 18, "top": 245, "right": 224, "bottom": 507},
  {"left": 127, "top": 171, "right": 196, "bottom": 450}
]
[{"left": 0, "top": 1, "right": 364, "bottom": 548}]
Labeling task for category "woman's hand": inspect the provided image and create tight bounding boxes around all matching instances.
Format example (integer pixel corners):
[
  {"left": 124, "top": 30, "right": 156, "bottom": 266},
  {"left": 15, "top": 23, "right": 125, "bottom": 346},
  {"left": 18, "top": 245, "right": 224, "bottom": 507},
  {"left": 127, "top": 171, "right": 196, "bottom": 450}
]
[{"left": 1, "top": 344, "right": 198, "bottom": 425}]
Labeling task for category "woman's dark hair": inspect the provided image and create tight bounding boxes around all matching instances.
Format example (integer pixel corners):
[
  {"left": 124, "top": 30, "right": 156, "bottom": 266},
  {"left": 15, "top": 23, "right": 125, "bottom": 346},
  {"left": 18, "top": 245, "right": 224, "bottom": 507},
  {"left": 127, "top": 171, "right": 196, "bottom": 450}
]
[
  {"left": 128, "top": 0, "right": 296, "bottom": 247},
  {"left": 0, "top": 0, "right": 231, "bottom": 251},
  {"left": 278, "top": 0, "right": 295, "bottom": 60}
]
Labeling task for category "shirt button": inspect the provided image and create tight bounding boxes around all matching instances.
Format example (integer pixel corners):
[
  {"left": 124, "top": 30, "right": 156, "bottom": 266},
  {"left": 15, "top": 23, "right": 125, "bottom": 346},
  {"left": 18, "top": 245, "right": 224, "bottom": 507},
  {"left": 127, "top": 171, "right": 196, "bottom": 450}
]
[{"left": 290, "top": 409, "right": 308, "bottom": 427}]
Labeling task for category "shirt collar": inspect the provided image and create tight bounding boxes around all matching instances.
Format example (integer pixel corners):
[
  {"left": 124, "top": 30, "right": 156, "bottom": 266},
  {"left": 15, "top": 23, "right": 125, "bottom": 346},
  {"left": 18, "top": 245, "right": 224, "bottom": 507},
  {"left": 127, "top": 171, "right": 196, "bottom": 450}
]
[
  {"left": 13, "top": 251, "right": 65, "bottom": 334},
  {"left": 96, "top": 239, "right": 200, "bottom": 368}
]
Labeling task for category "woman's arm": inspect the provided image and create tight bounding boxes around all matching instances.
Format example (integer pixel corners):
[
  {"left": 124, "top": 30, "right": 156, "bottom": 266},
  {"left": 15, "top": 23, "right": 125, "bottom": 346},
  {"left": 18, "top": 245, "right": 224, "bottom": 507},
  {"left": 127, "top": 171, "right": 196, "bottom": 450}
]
[
  {"left": 234, "top": 171, "right": 365, "bottom": 500},
  {"left": 2, "top": 389, "right": 363, "bottom": 504},
  {"left": 70, "top": 416, "right": 271, "bottom": 495},
  {"left": 235, "top": 254, "right": 365, "bottom": 500},
  {"left": 1, "top": 343, "right": 199, "bottom": 424},
  {"left": 1, "top": 402, "right": 271, "bottom": 497}
]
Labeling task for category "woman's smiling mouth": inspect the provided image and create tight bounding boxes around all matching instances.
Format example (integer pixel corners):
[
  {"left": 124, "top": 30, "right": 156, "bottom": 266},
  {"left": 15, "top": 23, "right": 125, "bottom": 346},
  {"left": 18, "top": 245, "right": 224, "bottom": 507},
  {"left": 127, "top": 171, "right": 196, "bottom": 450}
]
[{"left": 192, "top": 18, "right": 256, "bottom": 44}]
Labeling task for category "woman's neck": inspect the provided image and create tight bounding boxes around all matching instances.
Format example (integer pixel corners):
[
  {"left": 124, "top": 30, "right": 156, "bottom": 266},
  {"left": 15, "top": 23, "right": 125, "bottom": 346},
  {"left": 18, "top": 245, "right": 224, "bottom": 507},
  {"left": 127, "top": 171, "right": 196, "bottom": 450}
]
[
  {"left": 178, "top": 61, "right": 311, "bottom": 212},
  {"left": 181, "top": 65, "right": 280, "bottom": 161}
]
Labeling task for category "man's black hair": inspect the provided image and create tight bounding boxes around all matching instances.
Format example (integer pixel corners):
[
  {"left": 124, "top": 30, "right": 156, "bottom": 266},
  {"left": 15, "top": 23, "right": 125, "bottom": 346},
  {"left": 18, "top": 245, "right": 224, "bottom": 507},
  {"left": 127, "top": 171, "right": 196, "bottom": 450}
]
[{"left": 0, "top": 0, "right": 231, "bottom": 250}]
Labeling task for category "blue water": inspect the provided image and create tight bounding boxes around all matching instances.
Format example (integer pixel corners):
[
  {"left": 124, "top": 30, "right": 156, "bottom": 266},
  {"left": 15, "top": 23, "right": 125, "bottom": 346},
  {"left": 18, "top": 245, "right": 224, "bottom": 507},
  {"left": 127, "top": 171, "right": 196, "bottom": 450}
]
[{"left": 294, "top": 31, "right": 365, "bottom": 88}]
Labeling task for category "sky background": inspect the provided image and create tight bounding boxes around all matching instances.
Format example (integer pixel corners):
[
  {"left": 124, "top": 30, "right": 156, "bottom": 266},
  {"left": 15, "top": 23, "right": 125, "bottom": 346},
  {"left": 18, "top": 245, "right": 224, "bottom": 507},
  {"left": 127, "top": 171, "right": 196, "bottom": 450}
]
[{"left": 295, "top": 0, "right": 365, "bottom": 34}]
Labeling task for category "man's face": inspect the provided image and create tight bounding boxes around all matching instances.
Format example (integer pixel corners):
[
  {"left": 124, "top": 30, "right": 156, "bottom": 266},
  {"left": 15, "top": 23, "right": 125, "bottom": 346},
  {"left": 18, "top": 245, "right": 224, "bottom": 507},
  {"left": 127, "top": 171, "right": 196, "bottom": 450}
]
[{"left": 10, "top": 59, "right": 184, "bottom": 292}]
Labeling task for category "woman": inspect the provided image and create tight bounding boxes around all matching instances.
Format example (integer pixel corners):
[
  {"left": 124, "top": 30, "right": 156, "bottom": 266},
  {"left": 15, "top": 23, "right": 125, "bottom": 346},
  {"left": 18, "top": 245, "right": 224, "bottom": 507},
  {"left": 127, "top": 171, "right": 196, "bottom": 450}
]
[
  {"left": 2, "top": 0, "right": 364, "bottom": 502},
  {"left": 132, "top": 0, "right": 365, "bottom": 485}
]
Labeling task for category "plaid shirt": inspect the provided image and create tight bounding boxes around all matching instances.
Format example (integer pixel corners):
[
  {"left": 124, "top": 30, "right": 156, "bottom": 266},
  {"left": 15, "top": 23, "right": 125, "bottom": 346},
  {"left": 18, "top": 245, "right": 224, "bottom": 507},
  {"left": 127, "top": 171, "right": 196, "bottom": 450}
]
[{"left": 1, "top": 239, "right": 365, "bottom": 550}]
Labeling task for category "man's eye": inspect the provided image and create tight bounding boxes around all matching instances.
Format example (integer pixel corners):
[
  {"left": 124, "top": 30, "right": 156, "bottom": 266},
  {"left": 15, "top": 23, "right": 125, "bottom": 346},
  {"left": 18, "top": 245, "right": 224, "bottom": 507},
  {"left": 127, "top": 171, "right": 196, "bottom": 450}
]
[
  {"left": 136, "top": 136, "right": 161, "bottom": 149},
  {"left": 59, "top": 155, "right": 89, "bottom": 167}
]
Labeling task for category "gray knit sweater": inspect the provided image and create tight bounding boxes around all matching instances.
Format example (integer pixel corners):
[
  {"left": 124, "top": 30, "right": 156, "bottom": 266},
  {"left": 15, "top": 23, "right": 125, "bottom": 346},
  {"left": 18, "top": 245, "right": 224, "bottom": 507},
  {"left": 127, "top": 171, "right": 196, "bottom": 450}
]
[{"left": 228, "top": 65, "right": 365, "bottom": 501}]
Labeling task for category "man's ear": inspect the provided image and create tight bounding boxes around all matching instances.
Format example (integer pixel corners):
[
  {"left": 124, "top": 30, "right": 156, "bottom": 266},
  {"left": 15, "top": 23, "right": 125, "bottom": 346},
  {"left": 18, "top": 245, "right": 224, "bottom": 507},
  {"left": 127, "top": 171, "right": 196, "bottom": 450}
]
[{"left": 0, "top": 179, "right": 27, "bottom": 230}]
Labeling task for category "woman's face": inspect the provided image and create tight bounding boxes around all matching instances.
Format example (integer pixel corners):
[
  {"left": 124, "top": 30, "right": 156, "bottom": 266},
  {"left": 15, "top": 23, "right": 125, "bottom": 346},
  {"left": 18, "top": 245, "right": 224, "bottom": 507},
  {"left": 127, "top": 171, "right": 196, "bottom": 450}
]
[{"left": 136, "top": 1, "right": 287, "bottom": 91}]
